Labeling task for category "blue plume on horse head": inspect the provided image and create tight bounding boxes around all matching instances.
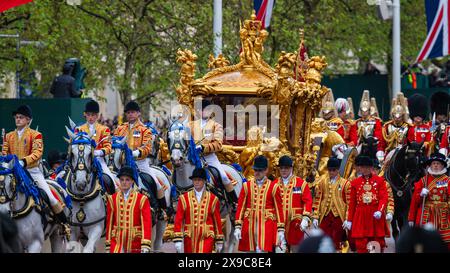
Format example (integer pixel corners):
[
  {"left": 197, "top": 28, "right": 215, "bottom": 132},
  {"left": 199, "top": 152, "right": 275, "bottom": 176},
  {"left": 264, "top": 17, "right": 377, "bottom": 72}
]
[
  {"left": 113, "top": 139, "right": 140, "bottom": 185},
  {"left": 145, "top": 122, "right": 159, "bottom": 136}
]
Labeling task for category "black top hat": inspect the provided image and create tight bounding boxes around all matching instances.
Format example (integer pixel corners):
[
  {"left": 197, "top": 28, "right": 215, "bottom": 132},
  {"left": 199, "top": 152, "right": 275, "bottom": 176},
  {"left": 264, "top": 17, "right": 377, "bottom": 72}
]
[
  {"left": 189, "top": 167, "right": 207, "bottom": 181},
  {"left": 124, "top": 101, "right": 140, "bottom": 112},
  {"left": 117, "top": 166, "right": 136, "bottom": 180},
  {"left": 426, "top": 152, "right": 447, "bottom": 166},
  {"left": 278, "top": 155, "right": 293, "bottom": 167},
  {"left": 12, "top": 105, "right": 32, "bottom": 119},
  {"left": 253, "top": 155, "right": 268, "bottom": 171},
  {"left": 327, "top": 157, "right": 341, "bottom": 169},
  {"left": 84, "top": 99, "right": 100, "bottom": 113},
  {"left": 355, "top": 155, "right": 373, "bottom": 167}
]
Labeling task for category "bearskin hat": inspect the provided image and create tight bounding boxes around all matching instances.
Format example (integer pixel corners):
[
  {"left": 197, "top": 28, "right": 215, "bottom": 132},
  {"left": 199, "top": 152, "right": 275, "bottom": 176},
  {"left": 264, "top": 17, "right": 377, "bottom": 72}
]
[
  {"left": 408, "top": 94, "right": 428, "bottom": 119},
  {"left": 430, "top": 91, "right": 450, "bottom": 116}
]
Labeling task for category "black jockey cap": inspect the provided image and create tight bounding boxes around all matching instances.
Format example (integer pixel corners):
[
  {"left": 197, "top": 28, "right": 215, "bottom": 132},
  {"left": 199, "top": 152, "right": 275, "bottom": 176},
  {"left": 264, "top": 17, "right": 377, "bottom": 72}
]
[
  {"left": 327, "top": 157, "right": 341, "bottom": 169},
  {"left": 253, "top": 155, "right": 268, "bottom": 171},
  {"left": 278, "top": 155, "right": 293, "bottom": 167},
  {"left": 117, "top": 166, "right": 136, "bottom": 180},
  {"left": 189, "top": 167, "right": 208, "bottom": 181},
  {"left": 355, "top": 155, "right": 373, "bottom": 167},
  {"left": 84, "top": 99, "right": 100, "bottom": 113},
  {"left": 426, "top": 152, "right": 447, "bottom": 166},
  {"left": 12, "top": 105, "right": 32, "bottom": 119},
  {"left": 124, "top": 100, "right": 140, "bottom": 112}
]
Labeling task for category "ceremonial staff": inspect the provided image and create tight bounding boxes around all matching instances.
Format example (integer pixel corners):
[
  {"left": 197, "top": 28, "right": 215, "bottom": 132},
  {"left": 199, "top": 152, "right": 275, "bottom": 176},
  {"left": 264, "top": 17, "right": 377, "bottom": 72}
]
[{"left": 419, "top": 174, "right": 428, "bottom": 226}]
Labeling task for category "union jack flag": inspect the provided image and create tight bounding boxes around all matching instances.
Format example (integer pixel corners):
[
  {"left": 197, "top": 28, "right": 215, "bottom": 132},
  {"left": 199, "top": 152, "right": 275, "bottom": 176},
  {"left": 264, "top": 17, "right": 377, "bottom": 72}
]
[
  {"left": 254, "top": 0, "right": 275, "bottom": 29},
  {"left": 416, "top": 0, "right": 450, "bottom": 63}
]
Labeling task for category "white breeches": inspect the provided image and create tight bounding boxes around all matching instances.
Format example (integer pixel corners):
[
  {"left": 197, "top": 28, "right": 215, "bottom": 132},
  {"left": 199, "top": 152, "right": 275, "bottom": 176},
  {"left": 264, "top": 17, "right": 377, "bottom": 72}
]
[
  {"left": 203, "top": 153, "right": 231, "bottom": 185},
  {"left": 136, "top": 158, "right": 162, "bottom": 191},
  {"left": 28, "top": 167, "right": 58, "bottom": 206}
]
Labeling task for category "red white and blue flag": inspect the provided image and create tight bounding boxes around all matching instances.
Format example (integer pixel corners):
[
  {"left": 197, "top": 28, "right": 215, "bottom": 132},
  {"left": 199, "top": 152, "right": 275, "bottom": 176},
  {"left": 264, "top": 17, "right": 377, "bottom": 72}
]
[
  {"left": 0, "top": 0, "right": 33, "bottom": 13},
  {"left": 416, "top": 0, "right": 450, "bottom": 63},
  {"left": 254, "top": 0, "right": 275, "bottom": 29}
]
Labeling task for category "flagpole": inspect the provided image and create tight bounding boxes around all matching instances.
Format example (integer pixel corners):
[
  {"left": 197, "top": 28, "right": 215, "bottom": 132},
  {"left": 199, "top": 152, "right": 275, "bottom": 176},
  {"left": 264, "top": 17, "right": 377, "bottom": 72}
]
[
  {"left": 213, "top": 0, "right": 222, "bottom": 57},
  {"left": 392, "top": 0, "right": 401, "bottom": 98}
]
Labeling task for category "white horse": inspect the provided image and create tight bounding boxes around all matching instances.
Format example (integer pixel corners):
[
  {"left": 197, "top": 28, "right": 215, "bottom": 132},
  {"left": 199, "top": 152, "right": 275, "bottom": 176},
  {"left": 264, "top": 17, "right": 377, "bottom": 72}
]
[
  {"left": 61, "top": 128, "right": 113, "bottom": 253},
  {"left": 110, "top": 135, "right": 172, "bottom": 252},
  {"left": 0, "top": 156, "right": 70, "bottom": 253},
  {"left": 167, "top": 120, "right": 245, "bottom": 253}
]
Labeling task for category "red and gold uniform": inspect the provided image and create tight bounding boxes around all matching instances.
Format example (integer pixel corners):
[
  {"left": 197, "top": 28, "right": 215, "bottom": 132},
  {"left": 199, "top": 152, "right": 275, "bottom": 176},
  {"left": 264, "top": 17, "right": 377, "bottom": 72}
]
[
  {"left": 355, "top": 116, "right": 383, "bottom": 150},
  {"left": 105, "top": 187, "right": 152, "bottom": 253},
  {"left": 439, "top": 126, "right": 450, "bottom": 154},
  {"left": 327, "top": 117, "right": 358, "bottom": 146},
  {"left": 381, "top": 120, "right": 410, "bottom": 154},
  {"left": 173, "top": 190, "right": 224, "bottom": 253},
  {"left": 273, "top": 175, "right": 313, "bottom": 246},
  {"left": 2, "top": 126, "right": 43, "bottom": 168},
  {"left": 76, "top": 122, "right": 112, "bottom": 155},
  {"left": 347, "top": 174, "right": 389, "bottom": 253},
  {"left": 408, "top": 174, "right": 450, "bottom": 245},
  {"left": 312, "top": 174, "right": 350, "bottom": 249},
  {"left": 113, "top": 120, "right": 152, "bottom": 160},
  {"left": 235, "top": 177, "right": 285, "bottom": 252},
  {"left": 407, "top": 123, "right": 431, "bottom": 153}
]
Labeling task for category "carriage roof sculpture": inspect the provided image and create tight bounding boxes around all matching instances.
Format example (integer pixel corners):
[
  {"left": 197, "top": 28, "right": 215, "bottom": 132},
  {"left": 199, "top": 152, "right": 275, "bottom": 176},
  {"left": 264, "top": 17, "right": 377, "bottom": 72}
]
[{"left": 175, "top": 11, "right": 330, "bottom": 179}]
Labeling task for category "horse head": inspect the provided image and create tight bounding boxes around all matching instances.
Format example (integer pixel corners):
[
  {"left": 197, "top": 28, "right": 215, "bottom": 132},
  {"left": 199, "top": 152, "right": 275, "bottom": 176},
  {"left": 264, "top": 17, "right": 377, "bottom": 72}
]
[
  {"left": 167, "top": 120, "right": 189, "bottom": 168},
  {"left": 0, "top": 159, "right": 16, "bottom": 216},
  {"left": 111, "top": 135, "right": 128, "bottom": 171},
  {"left": 405, "top": 139, "right": 425, "bottom": 171},
  {"left": 145, "top": 122, "right": 160, "bottom": 163},
  {"left": 66, "top": 127, "right": 94, "bottom": 193}
]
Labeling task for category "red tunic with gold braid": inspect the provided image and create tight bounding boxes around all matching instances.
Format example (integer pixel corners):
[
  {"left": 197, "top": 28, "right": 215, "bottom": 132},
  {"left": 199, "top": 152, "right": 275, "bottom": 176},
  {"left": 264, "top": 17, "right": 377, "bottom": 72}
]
[
  {"left": 273, "top": 176, "right": 312, "bottom": 245},
  {"left": 408, "top": 174, "right": 450, "bottom": 244},
  {"left": 2, "top": 127, "right": 43, "bottom": 169},
  {"left": 173, "top": 190, "right": 224, "bottom": 253},
  {"left": 347, "top": 175, "right": 389, "bottom": 239},
  {"left": 235, "top": 178, "right": 285, "bottom": 252},
  {"left": 75, "top": 122, "right": 112, "bottom": 155},
  {"left": 355, "top": 117, "right": 383, "bottom": 151},
  {"left": 407, "top": 123, "right": 431, "bottom": 154},
  {"left": 105, "top": 188, "right": 152, "bottom": 253},
  {"left": 328, "top": 117, "right": 358, "bottom": 146},
  {"left": 113, "top": 120, "right": 152, "bottom": 160}
]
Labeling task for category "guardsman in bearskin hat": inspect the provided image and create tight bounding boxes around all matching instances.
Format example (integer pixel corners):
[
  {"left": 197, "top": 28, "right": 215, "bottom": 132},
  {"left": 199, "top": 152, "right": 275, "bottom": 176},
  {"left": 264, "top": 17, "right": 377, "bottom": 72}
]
[
  {"left": 312, "top": 157, "right": 350, "bottom": 251},
  {"left": 431, "top": 92, "right": 450, "bottom": 156},
  {"left": 187, "top": 99, "right": 238, "bottom": 204},
  {"left": 234, "top": 155, "right": 285, "bottom": 253},
  {"left": 2, "top": 105, "right": 70, "bottom": 236},
  {"left": 273, "top": 155, "right": 313, "bottom": 252},
  {"left": 407, "top": 93, "right": 431, "bottom": 155},
  {"left": 105, "top": 166, "right": 152, "bottom": 253},
  {"left": 334, "top": 98, "right": 358, "bottom": 146},
  {"left": 75, "top": 99, "right": 117, "bottom": 188},
  {"left": 355, "top": 90, "right": 384, "bottom": 164},
  {"left": 343, "top": 155, "right": 389, "bottom": 253},
  {"left": 381, "top": 93, "right": 411, "bottom": 158},
  {"left": 114, "top": 101, "right": 165, "bottom": 201},
  {"left": 408, "top": 152, "right": 450, "bottom": 248},
  {"left": 173, "top": 167, "right": 224, "bottom": 253}
]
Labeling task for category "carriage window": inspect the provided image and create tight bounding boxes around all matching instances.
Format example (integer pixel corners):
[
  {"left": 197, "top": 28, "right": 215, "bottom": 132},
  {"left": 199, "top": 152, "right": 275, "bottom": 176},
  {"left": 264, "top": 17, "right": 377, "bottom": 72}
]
[{"left": 208, "top": 95, "right": 277, "bottom": 146}]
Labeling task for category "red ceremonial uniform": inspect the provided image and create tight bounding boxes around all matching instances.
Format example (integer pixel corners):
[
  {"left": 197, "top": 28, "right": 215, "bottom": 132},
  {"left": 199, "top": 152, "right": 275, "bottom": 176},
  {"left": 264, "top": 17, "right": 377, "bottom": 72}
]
[
  {"left": 355, "top": 117, "right": 383, "bottom": 151},
  {"left": 273, "top": 176, "right": 313, "bottom": 246},
  {"left": 235, "top": 177, "right": 285, "bottom": 252},
  {"left": 407, "top": 123, "right": 431, "bottom": 153},
  {"left": 173, "top": 190, "right": 224, "bottom": 253},
  {"left": 105, "top": 188, "right": 152, "bottom": 253},
  {"left": 408, "top": 174, "right": 450, "bottom": 245},
  {"left": 347, "top": 174, "right": 389, "bottom": 253},
  {"left": 328, "top": 117, "right": 358, "bottom": 146},
  {"left": 439, "top": 126, "right": 450, "bottom": 151}
]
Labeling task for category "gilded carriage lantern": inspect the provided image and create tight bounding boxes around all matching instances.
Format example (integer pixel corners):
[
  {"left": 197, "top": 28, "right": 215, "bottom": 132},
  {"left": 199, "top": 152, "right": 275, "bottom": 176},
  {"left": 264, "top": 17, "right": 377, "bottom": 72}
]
[{"left": 175, "top": 11, "right": 330, "bottom": 177}]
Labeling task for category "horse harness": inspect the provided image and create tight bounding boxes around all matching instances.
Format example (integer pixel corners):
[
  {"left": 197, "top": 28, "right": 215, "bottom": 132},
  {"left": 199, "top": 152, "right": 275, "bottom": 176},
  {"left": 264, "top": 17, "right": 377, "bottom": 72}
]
[{"left": 387, "top": 146, "right": 420, "bottom": 198}]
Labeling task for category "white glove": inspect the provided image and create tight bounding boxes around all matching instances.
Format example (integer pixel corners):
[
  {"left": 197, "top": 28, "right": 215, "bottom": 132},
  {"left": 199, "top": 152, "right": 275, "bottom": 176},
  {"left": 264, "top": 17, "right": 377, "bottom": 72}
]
[
  {"left": 312, "top": 219, "right": 319, "bottom": 229},
  {"left": 342, "top": 220, "right": 352, "bottom": 230},
  {"left": 386, "top": 213, "right": 393, "bottom": 222},
  {"left": 300, "top": 217, "right": 309, "bottom": 231},
  {"left": 277, "top": 231, "right": 286, "bottom": 245},
  {"left": 439, "top": 148, "right": 448, "bottom": 157},
  {"left": 408, "top": 221, "right": 414, "bottom": 227},
  {"left": 215, "top": 242, "right": 223, "bottom": 253},
  {"left": 420, "top": 188, "right": 429, "bottom": 197},
  {"left": 19, "top": 160, "right": 25, "bottom": 167},
  {"left": 234, "top": 227, "right": 242, "bottom": 241},
  {"left": 132, "top": 150, "right": 140, "bottom": 158},
  {"left": 376, "top": 151, "right": 385, "bottom": 162},
  {"left": 174, "top": 241, "right": 183, "bottom": 253},
  {"left": 141, "top": 247, "right": 150, "bottom": 253},
  {"left": 373, "top": 211, "right": 382, "bottom": 220},
  {"left": 93, "top": 150, "right": 104, "bottom": 157}
]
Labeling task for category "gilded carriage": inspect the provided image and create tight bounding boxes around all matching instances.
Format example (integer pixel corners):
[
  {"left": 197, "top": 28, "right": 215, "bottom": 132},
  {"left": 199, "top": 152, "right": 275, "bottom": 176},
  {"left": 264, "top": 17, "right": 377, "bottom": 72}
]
[{"left": 173, "top": 11, "right": 330, "bottom": 180}]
